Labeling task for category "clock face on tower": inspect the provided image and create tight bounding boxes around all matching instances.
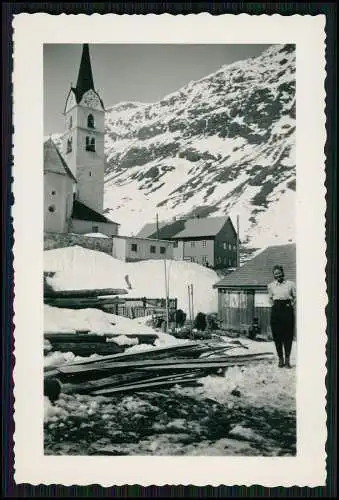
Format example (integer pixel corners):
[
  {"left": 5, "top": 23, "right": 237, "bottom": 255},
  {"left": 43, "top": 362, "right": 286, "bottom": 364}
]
[{"left": 80, "top": 90, "right": 102, "bottom": 110}]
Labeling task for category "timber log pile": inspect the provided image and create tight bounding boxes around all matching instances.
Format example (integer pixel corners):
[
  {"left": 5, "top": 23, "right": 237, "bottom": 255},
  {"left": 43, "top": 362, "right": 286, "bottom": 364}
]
[
  {"left": 44, "top": 331, "right": 158, "bottom": 357},
  {"left": 44, "top": 341, "right": 274, "bottom": 396}
]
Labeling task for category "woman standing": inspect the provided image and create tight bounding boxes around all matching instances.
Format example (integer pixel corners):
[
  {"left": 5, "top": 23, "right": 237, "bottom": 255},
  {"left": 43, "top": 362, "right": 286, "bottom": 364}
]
[{"left": 267, "top": 265, "right": 296, "bottom": 368}]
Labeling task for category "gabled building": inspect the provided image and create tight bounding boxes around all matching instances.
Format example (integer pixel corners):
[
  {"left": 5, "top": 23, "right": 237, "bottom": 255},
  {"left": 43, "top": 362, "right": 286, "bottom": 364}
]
[
  {"left": 213, "top": 243, "right": 296, "bottom": 335},
  {"left": 136, "top": 215, "right": 238, "bottom": 269},
  {"left": 44, "top": 44, "right": 119, "bottom": 237}
]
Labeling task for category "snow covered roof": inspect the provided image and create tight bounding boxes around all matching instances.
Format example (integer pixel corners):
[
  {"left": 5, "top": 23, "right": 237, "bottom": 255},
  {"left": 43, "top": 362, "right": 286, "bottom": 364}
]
[
  {"left": 44, "top": 138, "right": 77, "bottom": 183},
  {"left": 213, "top": 243, "right": 296, "bottom": 289}
]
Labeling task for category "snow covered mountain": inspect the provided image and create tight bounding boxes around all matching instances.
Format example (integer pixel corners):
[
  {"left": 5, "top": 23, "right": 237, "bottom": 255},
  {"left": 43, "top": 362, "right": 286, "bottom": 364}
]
[{"left": 53, "top": 44, "right": 296, "bottom": 251}]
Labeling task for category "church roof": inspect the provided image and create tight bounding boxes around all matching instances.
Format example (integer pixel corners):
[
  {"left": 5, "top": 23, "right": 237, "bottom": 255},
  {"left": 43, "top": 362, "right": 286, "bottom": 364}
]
[
  {"left": 44, "top": 138, "right": 77, "bottom": 182},
  {"left": 76, "top": 44, "right": 95, "bottom": 100},
  {"left": 72, "top": 200, "right": 119, "bottom": 225}
]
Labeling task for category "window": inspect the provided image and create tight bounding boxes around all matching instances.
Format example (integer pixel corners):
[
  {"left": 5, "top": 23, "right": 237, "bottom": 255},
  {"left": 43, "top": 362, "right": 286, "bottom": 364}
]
[
  {"left": 173, "top": 241, "right": 178, "bottom": 248},
  {"left": 68, "top": 116, "right": 72, "bottom": 129},
  {"left": 87, "top": 114, "right": 95, "bottom": 129},
  {"left": 233, "top": 244, "right": 237, "bottom": 251},
  {"left": 66, "top": 137, "right": 72, "bottom": 153},
  {"left": 51, "top": 190, "right": 56, "bottom": 195},
  {"left": 48, "top": 205, "right": 55, "bottom": 213},
  {"left": 228, "top": 243, "right": 232, "bottom": 250},
  {"left": 202, "top": 255, "right": 207, "bottom": 264},
  {"left": 92, "top": 226, "right": 99, "bottom": 233},
  {"left": 223, "top": 242, "right": 227, "bottom": 250},
  {"left": 160, "top": 246, "right": 166, "bottom": 254},
  {"left": 131, "top": 243, "right": 137, "bottom": 252},
  {"left": 191, "top": 241, "right": 195, "bottom": 247},
  {"left": 86, "top": 136, "right": 96, "bottom": 152},
  {"left": 150, "top": 245, "right": 156, "bottom": 254},
  {"left": 229, "top": 258, "right": 232, "bottom": 266},
  {"left": 202, "top": 240, "right": 207, "bottom": 247},
  {"left": 89, "top": 171, "right": 92, "bottom": 177}
]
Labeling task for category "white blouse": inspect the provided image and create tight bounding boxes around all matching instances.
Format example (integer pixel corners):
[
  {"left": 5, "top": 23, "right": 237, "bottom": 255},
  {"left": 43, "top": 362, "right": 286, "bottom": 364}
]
[{"left": 267, "top": 280, "right": 296, "bottom": 305}]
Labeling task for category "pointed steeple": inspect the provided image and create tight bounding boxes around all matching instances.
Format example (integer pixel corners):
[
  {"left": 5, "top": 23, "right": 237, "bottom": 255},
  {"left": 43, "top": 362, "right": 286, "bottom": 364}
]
[{"left": 75, "top": 44, "right": 95, "bottom": 101}]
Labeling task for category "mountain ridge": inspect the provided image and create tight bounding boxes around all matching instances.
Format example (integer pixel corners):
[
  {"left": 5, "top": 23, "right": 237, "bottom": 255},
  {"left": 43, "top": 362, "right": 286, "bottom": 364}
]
[{"left": 50, "top": 44, "right": 296, "bottom": 252}]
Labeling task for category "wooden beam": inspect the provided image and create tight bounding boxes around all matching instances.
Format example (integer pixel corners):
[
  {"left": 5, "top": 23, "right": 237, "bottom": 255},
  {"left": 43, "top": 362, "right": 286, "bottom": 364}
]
[{"left": 44, "top": 288, "right": 128, "bottom": 298}]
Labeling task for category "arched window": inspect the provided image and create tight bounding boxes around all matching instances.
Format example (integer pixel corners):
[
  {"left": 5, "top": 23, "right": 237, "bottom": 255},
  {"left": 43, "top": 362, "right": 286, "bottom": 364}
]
[
  {"left": 66, "top": 137, "right": 72, "bottom": 153},
  {"left": 87, "top": 114, "right": 95, "bottom": 129},
  {"left": 85, "top": 136, "right": 96, "bottom": 152}
]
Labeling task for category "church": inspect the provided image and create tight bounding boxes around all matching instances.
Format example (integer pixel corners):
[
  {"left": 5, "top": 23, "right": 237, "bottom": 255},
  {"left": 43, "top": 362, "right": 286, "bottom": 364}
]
[{"left": 44, "top": 44, "right": 119, "bottom": 236}]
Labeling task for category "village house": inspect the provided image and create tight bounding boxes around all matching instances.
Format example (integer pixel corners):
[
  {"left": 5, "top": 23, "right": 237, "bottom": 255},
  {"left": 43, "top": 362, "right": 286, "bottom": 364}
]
[
  {"left": 137, "top": 215, "right": 238, "bottom": 269},
  {"left": 112, "top": 235, "right": 175, "bottom": 262},
  {"left": 213, "top": 243, "right": 296, "bottom": 336},
  {"left": 44, "top": 44, "right": 119, "bottom": 237}
]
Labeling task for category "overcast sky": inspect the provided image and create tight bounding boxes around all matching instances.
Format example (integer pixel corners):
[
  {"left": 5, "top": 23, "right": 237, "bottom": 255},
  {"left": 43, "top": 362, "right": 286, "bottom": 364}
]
[{"left": 44, "top": 43, "right": 271, "bottom": 135}]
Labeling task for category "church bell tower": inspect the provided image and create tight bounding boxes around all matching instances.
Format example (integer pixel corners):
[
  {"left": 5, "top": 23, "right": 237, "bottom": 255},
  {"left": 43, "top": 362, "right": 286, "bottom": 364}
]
[{"left": 62, "top": 44, "right": 105, "bottom": 214}]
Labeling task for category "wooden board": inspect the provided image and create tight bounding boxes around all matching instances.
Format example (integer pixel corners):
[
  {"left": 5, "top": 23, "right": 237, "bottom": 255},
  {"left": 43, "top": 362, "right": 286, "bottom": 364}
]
[
  {"left": 52, "top": 342, "right": 203, "bottom": 367},
  {"left": 44, "top": 288, "right": 128, "bottom": 299},
  {"left": 49, "top": 342, "right": 124, "bottom": 356},
  {"left": 44, "top": 298, "right": 126, "bottom": 309},
  {"left": 91, "top": 376, "right": 202, "bottom": 396},
  {"left": 45, "top": 333, "right": 108, "bottom": 343},
  {"left": 55, "top": 352, "right": 273, "bottom": 375}
]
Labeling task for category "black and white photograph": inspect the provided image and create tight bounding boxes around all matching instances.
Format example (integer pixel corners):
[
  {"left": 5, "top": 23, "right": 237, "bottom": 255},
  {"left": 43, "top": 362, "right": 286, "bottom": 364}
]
[
  {"left": 43, "top": 41, "right": 297, "bottom": 457},
  {"left": 13, "top": 13, "right": 327, "bottom": 487}
]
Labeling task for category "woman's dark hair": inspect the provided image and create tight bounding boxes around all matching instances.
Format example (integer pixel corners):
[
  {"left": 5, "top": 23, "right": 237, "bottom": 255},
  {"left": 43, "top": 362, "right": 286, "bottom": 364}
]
[{"left": 272, "top": 265, "right": 284, "bottom": 275}]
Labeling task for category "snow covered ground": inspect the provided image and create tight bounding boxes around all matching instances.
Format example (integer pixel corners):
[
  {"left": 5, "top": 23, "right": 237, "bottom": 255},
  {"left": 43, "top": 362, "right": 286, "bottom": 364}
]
[{"left": 44, "top": 246, "right": 220, "bottom": 314}]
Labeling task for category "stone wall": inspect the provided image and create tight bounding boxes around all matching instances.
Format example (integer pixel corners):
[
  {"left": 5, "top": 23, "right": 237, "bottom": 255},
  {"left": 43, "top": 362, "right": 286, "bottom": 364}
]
[{"left": 44, "top": 232, "right": 113, "bottom": 256}]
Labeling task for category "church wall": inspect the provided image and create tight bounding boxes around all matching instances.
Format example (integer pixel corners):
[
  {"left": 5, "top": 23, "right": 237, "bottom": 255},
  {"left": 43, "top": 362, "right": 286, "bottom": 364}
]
[
  {"left": 44, "top": 231, "right": 113, "bottom": 256},
  {"left": 44, "top": 172, "right": 73, "bottom": 233},
  {"left": 70, "top": 218, "right": 119, "bottom": 237}
]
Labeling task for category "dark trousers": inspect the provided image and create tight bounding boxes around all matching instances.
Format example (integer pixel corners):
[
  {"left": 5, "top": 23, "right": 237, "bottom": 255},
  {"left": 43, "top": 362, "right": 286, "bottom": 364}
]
[{"left": 270, "top": 300, "right": 295, "bottom": 360}]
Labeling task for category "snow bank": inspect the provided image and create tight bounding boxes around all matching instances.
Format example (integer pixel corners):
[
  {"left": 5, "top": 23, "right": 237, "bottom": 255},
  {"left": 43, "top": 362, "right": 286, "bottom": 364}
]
[
  {"left": 44, "top": 351, "right": 103, "bottom": 368},
  {"left": 44, "top": 246, "right": 219, "bottom": 314},
  {"left": 83, "top": 233, "right": 110, "bottom": 238},
  {"left": 44, "top": 304, "right": 157, "bottom": 335}
]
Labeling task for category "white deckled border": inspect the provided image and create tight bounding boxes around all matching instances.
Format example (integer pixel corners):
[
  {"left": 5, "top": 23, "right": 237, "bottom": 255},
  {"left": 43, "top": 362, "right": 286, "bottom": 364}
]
[{"left": 12, "top": 13, "right": 327, "bottom": 487}]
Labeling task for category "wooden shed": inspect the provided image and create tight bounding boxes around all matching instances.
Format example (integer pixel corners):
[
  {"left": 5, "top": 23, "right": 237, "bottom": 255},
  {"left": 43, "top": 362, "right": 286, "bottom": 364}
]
[{"left": 213, "top": 243, "right": 296, "bottom": 336}]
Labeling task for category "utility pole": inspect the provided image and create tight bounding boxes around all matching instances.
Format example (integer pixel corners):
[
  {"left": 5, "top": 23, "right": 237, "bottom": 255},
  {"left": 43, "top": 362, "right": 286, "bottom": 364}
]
[
  {"left": 236, "top": 215, "right": 240, "bottom": 268},
  {"left": 156, "top": 213, "right": 160, "bottom": 240}
]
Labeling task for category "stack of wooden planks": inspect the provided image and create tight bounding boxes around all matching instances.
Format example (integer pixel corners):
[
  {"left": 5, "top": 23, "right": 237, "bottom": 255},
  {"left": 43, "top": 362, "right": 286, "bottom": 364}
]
[
  {"left": 44, "top": 341, "right": 274, "bottom": 396},
  {"left": 44, "top": 287, "right": 128, "bottom": 311},
  {"left": 44, "top": 330, "right": 160, "bottom": 356}
]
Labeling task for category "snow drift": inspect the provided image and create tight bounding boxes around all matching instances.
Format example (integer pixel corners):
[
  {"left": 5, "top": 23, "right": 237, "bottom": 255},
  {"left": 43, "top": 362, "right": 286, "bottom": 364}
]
[{"left": 44, "top": 246, "right": 219, "bottom": 314}]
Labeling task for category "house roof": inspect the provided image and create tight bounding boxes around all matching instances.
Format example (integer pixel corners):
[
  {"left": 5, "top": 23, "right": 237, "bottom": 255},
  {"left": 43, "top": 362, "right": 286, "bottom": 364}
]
[
  {"left": 44, "top": 138, "right": 77, "bottom": 182},
  {"left": 136, "top": 216, "right": 233, "bottom": 240},
  {"left": 72, "top": 200, "right": 119, "bottom": 225},
  {"left": 173, "top": 216, "right": 231, "bottom": 239},
  {"left": 136, "top": 222, "right": 169, "bottom": 238},
  {"left": 213, "top": 243, "right": 296, "bottom": 288}
]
